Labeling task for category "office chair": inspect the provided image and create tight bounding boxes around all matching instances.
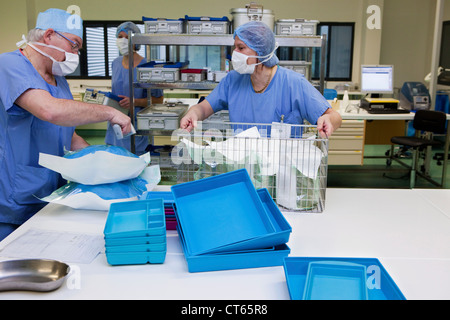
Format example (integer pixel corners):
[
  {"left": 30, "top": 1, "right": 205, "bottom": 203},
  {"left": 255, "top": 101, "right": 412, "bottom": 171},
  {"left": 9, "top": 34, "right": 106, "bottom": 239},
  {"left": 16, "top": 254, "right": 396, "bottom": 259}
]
[{"left": 388, "top": 110, "right": 447, "bottom": 188}]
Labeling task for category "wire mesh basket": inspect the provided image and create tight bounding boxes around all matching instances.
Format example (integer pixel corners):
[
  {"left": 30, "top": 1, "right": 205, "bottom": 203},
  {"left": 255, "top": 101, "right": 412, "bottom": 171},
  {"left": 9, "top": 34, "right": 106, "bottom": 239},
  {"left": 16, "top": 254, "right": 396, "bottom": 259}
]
[{"left": 170, "top": 121, "right": 329, "bottom": 213}]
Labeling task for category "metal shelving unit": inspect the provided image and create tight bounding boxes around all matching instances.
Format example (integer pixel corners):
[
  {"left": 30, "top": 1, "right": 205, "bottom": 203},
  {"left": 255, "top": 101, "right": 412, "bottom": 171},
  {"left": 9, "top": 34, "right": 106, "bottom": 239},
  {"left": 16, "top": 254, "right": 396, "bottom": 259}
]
[{"left": 127, "top": 33, "right": 327, "bottom": 153}]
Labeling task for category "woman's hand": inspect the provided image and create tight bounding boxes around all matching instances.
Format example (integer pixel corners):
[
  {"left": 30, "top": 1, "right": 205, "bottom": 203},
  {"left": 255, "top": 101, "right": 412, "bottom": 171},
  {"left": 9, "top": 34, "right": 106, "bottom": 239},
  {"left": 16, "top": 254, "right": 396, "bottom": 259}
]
[{"left": 317, "top": 108, "right": 342, "bottom": 138}]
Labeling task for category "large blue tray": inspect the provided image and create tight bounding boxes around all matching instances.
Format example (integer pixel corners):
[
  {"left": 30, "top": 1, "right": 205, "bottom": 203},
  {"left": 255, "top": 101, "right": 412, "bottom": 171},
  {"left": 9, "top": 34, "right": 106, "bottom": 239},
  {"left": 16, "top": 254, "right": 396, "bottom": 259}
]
[
  {"left": 283, "top": 257, "right": 406, "bottom": 300},
  {"left": 178, "top": 225, "right": 290, "bottom": 272},
  {"left": 171, "top": 169, "right": 278, "bottom": 255},
  {"left": 103, "top": 199, "right": 166, "bottom": 239}
]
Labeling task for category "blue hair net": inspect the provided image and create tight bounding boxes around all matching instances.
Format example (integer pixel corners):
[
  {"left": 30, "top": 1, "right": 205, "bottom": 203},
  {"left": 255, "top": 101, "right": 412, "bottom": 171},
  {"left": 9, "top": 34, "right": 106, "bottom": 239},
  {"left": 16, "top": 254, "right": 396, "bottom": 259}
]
[
  {"left": 36, "top": 8, "right": 83, "bottom": 40},
  {"left": 116, "top": 21, "right": 141, "bottom": 51},
  {"left": 233, "top": 21, "right": 279, "bottom": 67}
]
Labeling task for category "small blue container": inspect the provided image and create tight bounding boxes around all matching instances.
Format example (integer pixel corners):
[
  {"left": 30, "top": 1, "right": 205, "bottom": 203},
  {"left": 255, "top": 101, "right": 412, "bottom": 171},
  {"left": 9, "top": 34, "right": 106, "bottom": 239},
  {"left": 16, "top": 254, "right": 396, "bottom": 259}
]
[
  {"left": 171, "top": 169, "right": 278, "bottom": 255},
  {"left": 104, "top": 234, "right": 166, "bottom": 246},
  {"left": 283, "top": 257, "right": 406, "bottom": 300},
  {"left": 105, "top": 251, "right": 166, "bottom": 265},
  {"left": 104, "top": 199, "right": 166, "bottom": 239},
  {"left": 105, "top": 242, "right": 166, "bottom": 253},
  {"left": 140, "top": 191, "right": 175, "bottom": 205},
  {"left": 303, "top": 261, "right": 368, "bottom": 300}
]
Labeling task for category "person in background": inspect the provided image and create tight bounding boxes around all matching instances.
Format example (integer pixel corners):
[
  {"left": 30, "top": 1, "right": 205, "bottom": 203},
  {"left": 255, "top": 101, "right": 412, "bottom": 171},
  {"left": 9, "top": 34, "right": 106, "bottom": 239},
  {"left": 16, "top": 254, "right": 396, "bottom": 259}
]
[
  {"left": 0, "top": 8, "right": 132, "bottom": 241},
  {"left": 105, "top": 21, "right": 164, "bottom": 155},
  {"left": 180, "top": 21, "right": 342, "bottom": 137}
]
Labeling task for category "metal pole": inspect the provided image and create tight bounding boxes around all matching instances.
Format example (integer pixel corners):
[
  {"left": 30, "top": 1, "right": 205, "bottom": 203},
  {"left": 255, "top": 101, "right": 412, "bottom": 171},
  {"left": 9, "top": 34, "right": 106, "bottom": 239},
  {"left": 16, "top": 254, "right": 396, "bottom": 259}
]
[
  {"left": 429, "top": 0, "right": 444, "bottom": 110},
  {"left": 128, "top": 33, "right": 136, "bottom": 154}
]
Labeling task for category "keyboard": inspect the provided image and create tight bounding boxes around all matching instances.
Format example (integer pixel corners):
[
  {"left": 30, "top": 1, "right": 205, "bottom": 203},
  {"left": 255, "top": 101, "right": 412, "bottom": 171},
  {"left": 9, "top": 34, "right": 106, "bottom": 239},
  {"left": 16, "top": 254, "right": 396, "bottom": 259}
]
[{"left": 367, "top": 108, "right": 410, "bottom": 114}]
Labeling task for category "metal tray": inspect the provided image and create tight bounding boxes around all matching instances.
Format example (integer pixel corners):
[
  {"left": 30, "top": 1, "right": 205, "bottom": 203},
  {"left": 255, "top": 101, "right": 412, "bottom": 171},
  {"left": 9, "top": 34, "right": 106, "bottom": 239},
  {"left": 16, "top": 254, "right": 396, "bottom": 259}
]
[{"left": 0, "top": 259, "right": 69, "bottom": 292}]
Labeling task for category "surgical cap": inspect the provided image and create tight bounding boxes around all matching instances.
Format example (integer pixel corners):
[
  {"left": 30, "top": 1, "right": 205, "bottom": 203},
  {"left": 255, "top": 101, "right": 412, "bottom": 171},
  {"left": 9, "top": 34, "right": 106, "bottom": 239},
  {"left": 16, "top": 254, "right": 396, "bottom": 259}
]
[
  {"left": 36, "top": 8, "right": 83, "bottom": 40},
  {"left": 233, "top": 21, "right": 279, "bottom": 67},
  {"left": 116, "top": 21, "right": 141, "bottom": 50}
]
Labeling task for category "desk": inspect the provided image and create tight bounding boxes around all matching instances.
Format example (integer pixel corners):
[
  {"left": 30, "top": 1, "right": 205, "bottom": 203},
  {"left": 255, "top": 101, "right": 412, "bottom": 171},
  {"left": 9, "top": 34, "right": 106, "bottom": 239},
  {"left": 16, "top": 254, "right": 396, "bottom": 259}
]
[
  {"left": 337, "top": 105, "right": 450, "bottom": 188},
  {"left": 1, "top": 187, "right": 449, "bottom": 300}
]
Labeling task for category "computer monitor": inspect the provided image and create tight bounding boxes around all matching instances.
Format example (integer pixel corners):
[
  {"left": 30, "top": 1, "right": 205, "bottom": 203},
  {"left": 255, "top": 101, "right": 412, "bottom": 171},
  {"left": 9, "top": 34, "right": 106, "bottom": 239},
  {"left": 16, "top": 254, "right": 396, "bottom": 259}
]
[{"left": 360, "top": 65, "right": 394, "bottom": 96}]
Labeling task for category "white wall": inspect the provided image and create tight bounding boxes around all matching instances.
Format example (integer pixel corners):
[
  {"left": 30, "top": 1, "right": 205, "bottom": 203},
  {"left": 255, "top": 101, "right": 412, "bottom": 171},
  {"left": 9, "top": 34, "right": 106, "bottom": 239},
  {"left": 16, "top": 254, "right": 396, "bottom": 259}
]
[{"left": 2, "top": 0, "right": 450, "bottom": 91}]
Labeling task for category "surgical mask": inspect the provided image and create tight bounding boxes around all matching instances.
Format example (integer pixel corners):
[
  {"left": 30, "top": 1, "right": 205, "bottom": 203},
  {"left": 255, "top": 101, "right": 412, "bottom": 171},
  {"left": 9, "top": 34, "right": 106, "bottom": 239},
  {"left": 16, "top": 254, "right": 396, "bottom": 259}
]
[
  {"left": 116, "top": 38, "right": 129, "bottom": 56},
  {"left": 231, "top": 44, "right": 278, "bottom": 74},
  {"left": 17, "top": 36, "right": 79, "bottom": 76}
]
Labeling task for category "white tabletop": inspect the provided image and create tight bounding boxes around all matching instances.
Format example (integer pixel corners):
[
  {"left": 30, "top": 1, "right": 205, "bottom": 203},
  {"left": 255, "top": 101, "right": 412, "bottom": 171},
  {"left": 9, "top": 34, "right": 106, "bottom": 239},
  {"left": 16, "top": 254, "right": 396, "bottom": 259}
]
[{"left": 0, "top": 187, "right": 449, "bottom": 300}]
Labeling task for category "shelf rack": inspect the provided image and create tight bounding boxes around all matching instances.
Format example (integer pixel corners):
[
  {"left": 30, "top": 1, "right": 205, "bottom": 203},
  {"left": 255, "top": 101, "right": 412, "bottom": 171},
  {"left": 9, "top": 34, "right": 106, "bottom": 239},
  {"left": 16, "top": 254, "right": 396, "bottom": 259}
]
[{"left": 128, "top": 33, "right": 327, "bottom": 153}]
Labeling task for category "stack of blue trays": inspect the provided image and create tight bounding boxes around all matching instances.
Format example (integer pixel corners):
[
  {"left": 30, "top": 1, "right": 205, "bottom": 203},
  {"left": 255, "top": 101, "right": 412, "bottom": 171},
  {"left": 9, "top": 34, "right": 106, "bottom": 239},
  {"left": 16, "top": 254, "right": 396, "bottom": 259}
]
[
  {"left": 103, "top": 199, "right": 167, "bottom": 265},
  {"left": 171, "top": 169, "right": 292, "bottom": 272}
]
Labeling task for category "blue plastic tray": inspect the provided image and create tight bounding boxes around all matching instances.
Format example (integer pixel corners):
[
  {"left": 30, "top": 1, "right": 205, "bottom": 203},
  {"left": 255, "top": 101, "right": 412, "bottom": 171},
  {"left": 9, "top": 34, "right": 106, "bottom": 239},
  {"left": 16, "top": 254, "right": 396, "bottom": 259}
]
[
  {"left": 103, "top": 199, "right": 166, "bottom": 239},
  {"left": 140, "top": 191, "right": 175, "bottom": 205},
  {"left": 105, "top": 242, "right": 166, "bottom": 253},
  {"left": 171, "top": 169, "right": 277, "bottom": 255},
  {"left": 303, "top": 261, "right": 368, "bottom": 300},
  {"left": 178, "top": 226, "right": 290, "bottom": 272},
  {"left": 177, "top": 188, "right": 292, "bottom": 255},
  {"left": 283, "top": 257, "right": 406, "bottom": 300},
  {"left": 104, "top": 234, "right": 166, "bottom": 246},
  {"left": 105, "top": 251, "right": 166, "bottom": 265}
]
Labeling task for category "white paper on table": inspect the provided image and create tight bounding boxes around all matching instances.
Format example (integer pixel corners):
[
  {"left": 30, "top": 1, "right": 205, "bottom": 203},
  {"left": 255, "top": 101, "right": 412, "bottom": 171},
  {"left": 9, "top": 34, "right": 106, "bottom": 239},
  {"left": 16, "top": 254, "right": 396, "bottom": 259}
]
[
  {"left": 39, "top": 151, "right": 151, "bottom": 185},
  {"left": 0, "top": 228, "right": 104, "bottom": 264}
]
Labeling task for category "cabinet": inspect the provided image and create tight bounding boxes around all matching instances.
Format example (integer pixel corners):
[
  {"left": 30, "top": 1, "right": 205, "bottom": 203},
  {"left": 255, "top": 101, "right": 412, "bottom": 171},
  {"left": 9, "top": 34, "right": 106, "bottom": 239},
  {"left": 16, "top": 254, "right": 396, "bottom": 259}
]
[
  {"left": 328, "top": 120, "right": 366, "bottom": 165},
  {"left": 128, "top": 33, "right": 327, "bottom": 153}
]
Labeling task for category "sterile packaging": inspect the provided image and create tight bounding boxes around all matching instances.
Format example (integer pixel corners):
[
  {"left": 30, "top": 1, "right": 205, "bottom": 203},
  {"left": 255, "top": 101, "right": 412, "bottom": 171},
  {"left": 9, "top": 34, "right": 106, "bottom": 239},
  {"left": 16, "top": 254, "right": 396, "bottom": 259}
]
[
  {"left": 39, "top": 165, "right": 161, "bottom": 211},
  {"left": 38, "top": 145, "right": 151, "bottom": 185}
]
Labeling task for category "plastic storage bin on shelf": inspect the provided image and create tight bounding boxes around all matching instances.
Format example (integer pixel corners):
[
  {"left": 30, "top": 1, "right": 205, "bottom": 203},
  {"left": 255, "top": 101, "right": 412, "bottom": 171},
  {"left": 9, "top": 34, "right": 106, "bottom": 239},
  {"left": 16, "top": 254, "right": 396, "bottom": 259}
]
[
  {"left": 143, "top": 17, "right": 184, "bottom": 34},
  {"left": 184, "top": 15, "right": 230, "bottom": 34},
  {"left": 103, "top": 199, "right": 167, "bottom": 265},
  {"left": 171, "top": 169, "right": 292, "bottom": 272},
  {"left": 136, "top": 61, "right": 188, "bottom": 83},
  {"left": 283, "top": 257, "right": 406, "bottom": 300}
]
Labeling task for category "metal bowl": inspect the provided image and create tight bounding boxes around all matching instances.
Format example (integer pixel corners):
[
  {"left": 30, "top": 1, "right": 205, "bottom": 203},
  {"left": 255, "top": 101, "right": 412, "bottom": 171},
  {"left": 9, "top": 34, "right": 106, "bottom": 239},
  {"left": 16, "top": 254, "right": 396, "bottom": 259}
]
[{"left": 0, "top": 259, "right": 70, "bottom": 292}]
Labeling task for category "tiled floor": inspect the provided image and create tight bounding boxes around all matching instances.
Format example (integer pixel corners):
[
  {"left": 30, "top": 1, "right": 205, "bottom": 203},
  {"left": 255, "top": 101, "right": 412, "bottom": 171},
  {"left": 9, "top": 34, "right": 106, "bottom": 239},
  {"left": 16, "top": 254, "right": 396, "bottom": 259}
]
[{"left": 77, "top": 130, "right": 449, "bottom": 189}]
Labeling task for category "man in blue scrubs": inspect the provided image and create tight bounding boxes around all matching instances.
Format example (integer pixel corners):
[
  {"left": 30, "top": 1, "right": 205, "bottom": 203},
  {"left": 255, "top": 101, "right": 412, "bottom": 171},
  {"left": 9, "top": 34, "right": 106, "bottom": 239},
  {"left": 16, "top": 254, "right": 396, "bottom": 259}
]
[
  {"left": 180, "top": 21, "right": 342, "bottom": 137},
  {"left": 0, "top": 8, "right": 132, "bottom": 240}
]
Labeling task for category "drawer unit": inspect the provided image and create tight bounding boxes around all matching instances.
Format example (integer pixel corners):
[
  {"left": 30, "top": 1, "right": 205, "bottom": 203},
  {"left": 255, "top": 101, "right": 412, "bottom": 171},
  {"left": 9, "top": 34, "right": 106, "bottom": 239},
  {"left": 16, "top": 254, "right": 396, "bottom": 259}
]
[{"left": 328, "top": 120, "right": 365, "bottom": 165}]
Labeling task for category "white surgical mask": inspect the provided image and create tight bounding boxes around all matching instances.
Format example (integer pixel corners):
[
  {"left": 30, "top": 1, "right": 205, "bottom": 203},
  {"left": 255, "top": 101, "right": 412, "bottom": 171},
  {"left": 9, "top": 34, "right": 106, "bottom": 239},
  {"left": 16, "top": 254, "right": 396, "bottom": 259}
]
[
  {"left": 116, "top": 38, "right": 129, "bottom": 56},
  {"left": 231, "top": 44, "right": 278, "bottom": 74},
  {"left": 17, "top": 36, "right": 79, "bottom": 76}
]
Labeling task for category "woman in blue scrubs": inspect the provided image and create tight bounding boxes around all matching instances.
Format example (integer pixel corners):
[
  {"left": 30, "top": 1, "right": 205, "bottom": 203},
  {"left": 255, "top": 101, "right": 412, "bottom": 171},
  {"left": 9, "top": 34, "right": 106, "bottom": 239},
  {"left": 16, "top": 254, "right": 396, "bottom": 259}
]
[
  {"left": 104, "top": 22, "right": 164, "bottom": 155},
  {"left": 180, "top": 21, "right": 342, "bottom": 137},
  {"left": 0, "top": 9, "right": 132, "bottom": 241}
]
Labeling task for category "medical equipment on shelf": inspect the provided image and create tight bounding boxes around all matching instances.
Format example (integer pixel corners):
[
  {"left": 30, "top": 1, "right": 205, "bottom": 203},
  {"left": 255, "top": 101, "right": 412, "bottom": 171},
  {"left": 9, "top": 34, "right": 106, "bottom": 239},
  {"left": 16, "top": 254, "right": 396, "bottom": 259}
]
[{"left": 83, "top": 88, "right": 127, "bottom": 114}]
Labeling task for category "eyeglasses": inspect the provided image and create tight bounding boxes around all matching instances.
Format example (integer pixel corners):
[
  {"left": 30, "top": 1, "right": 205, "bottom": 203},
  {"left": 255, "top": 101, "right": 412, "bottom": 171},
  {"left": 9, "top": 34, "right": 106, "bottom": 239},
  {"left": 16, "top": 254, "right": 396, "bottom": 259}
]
[{"left": 55, "top": 31, "right": 81, "bottom": 52}]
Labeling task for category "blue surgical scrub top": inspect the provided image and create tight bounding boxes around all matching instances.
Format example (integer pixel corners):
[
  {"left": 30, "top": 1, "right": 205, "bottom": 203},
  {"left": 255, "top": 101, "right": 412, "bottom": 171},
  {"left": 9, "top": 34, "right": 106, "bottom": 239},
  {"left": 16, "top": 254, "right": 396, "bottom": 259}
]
[
  {"left": 105, "top": 57, "right": 163, "bottom": 155},
  {"left": 206, "top": 67, "right": 330, "bottom": 125},
  {"left": 0, "top": 49, "right": 75, "bottom": 225}
]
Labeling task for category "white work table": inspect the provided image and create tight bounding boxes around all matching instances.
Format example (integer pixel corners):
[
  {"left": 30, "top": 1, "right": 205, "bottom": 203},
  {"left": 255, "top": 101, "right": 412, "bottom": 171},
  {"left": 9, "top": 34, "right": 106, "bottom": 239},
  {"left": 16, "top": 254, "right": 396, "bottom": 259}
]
[{"left": 0, "top": 187, "right": 449, "bottom": 300}]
